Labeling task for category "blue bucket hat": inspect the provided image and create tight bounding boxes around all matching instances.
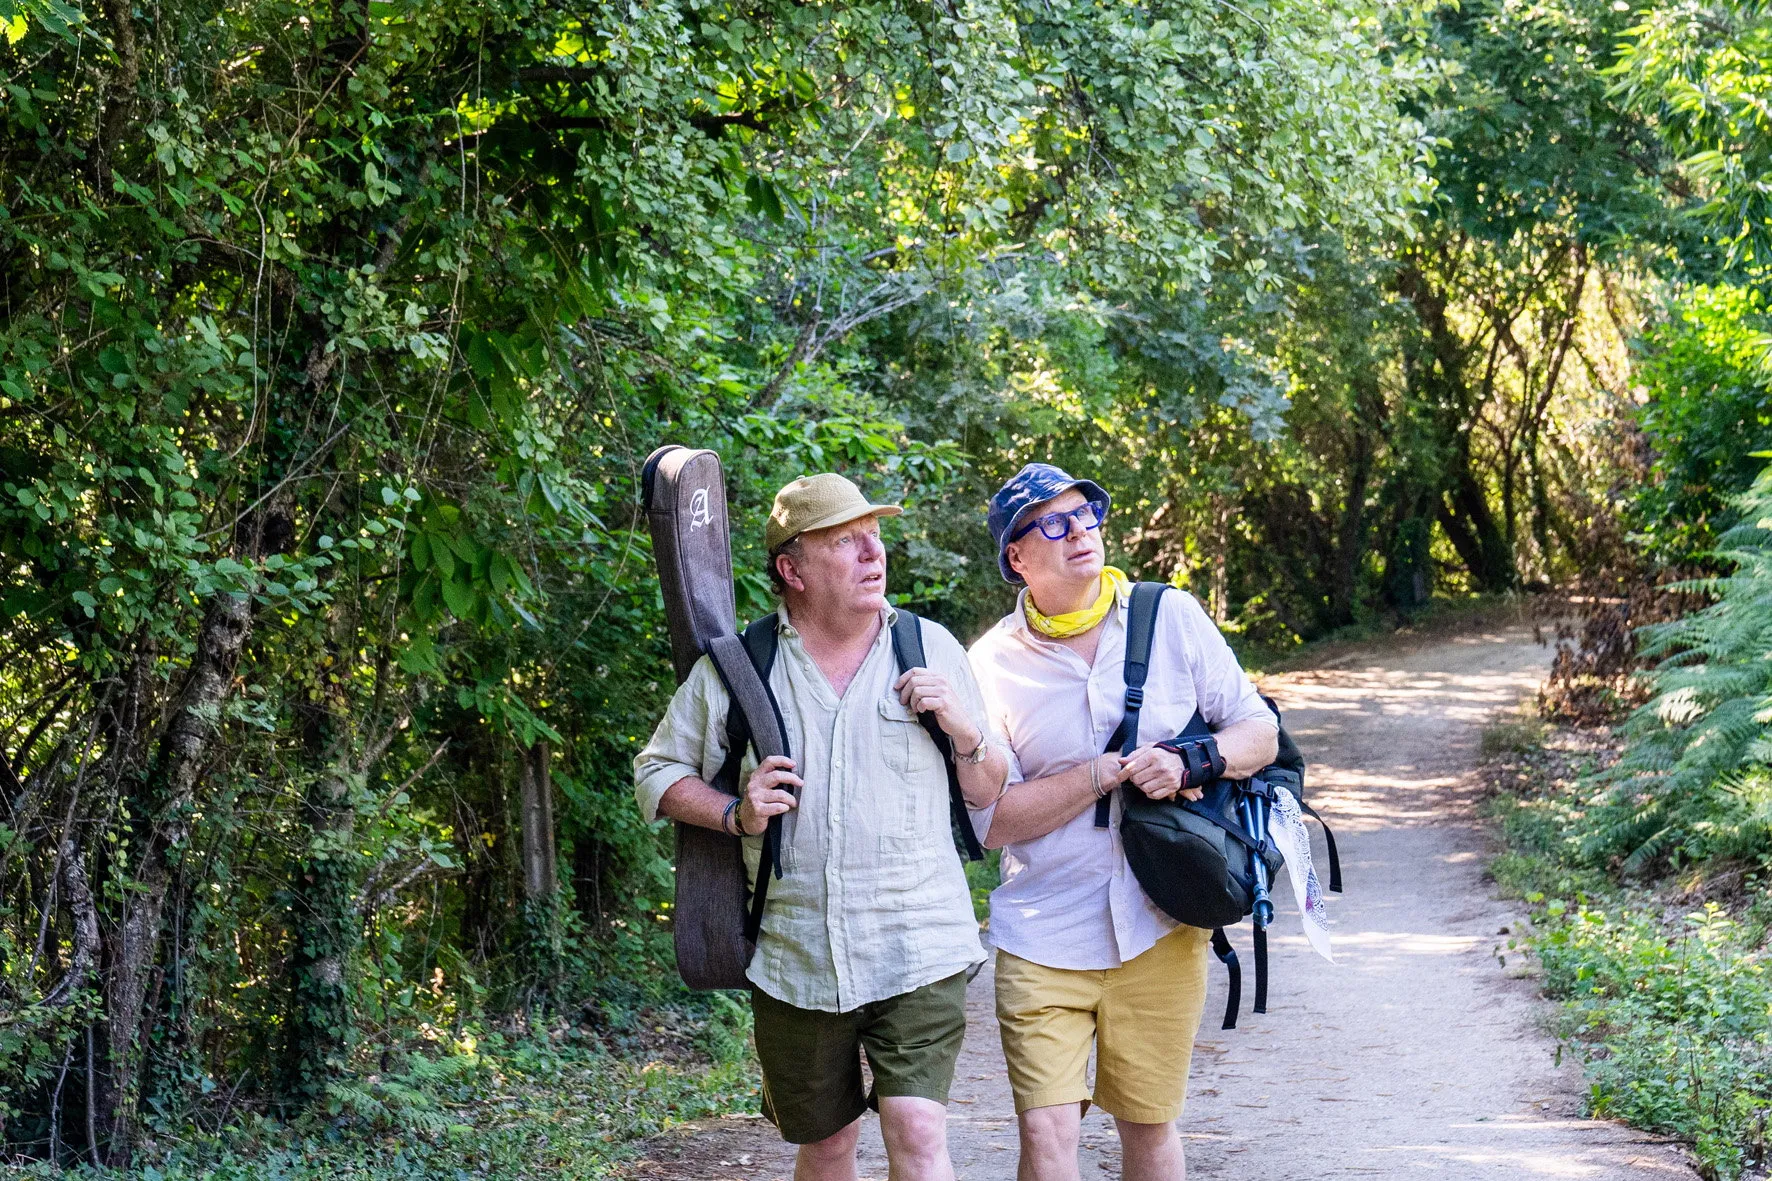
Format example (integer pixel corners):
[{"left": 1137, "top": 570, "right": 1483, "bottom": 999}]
[{"left": 987, "top": 463, "right": 1112, "bottom": 584}]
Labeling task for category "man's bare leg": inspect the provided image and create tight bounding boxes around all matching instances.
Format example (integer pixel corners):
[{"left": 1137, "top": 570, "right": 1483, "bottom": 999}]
[
  {"left": 878, "top": 1095, "right": 956, "bottom": 1181},
  {"left": 795, "top": 1117, "right": 862, "bottom": 1181},
  {"left": 1115, "top": 1117, "right": 1184, "bottom": 1181},
  {"left": 1016, "top": 1102, "right": 1084, "bottom": 1181}
]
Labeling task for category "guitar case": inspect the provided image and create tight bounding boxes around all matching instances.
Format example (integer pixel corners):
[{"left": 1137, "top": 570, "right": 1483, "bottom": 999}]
[{"left": 640, "top": 445, "right": 784, "bottom": 990}]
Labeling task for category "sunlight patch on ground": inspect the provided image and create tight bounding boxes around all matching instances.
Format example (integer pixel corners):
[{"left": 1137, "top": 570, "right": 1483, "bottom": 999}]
[
  {"left": 1328, "top": 931, "right": 1483, "bottom": 955},
  {"left": 1360, "top": 1142, "right": 1692, "bottom": 1177}
]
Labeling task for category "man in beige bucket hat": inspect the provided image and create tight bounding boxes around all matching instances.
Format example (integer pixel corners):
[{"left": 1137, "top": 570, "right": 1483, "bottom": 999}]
[{"left": 636, "top": 473, "right": 1009, "bottom": 1181}]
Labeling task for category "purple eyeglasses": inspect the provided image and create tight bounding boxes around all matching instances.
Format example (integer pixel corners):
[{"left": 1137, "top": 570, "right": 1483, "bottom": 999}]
[{"left": 1011, "top": 501, "right": 1105, "bottom": 542}]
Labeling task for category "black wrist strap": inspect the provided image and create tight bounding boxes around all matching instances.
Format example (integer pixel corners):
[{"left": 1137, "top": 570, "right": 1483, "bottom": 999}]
[{"left": 1156, "top": 734, "right": 1225, "bottom": 789}]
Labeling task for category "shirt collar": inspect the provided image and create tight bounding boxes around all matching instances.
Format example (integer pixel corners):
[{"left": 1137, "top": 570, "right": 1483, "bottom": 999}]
[{"left": 775, "top": 601, "right": 898, "bottom": 639}]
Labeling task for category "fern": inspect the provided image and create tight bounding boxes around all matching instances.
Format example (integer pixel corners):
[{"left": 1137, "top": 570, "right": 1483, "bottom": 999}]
[
  {"left": 323, "top": 1049, "right": 483, "bottom": 1137},
  {"left": 1581, "top": 461, "right": 1772, "bottom": 871}
]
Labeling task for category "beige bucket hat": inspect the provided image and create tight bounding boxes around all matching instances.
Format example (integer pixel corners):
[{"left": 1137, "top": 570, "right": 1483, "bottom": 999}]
[{"left": 766, "top": 473, "right": 902, "bottom": 552}]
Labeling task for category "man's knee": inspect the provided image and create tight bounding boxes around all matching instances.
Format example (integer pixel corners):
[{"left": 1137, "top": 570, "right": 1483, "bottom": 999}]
[
  {"left": 1019, "top": 1102, "right": 1083, "bottom": 1153},
  {"left": 878, "top": 1095, "right": 948, "bottom": 1163},
  {"left": 1114, "top": 1117, "right": 1183, "bottom": 1178},
  {"left": 799, "top": 1117, "right": 862, "bottom": 1164},
  {"left": 1115, "top": 1117, "right": 1177, "bottom": 1145}
]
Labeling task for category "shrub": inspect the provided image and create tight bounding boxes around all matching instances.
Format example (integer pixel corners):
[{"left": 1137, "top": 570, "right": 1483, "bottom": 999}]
[{"left": 1536, "top": 899, "right": 1771, "bottom": 1179}]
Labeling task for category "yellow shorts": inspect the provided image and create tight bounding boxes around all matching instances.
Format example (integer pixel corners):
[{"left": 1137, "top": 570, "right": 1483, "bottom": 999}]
[{"left": 994, "top": 926, "right": 1211, "bottom": 1124}]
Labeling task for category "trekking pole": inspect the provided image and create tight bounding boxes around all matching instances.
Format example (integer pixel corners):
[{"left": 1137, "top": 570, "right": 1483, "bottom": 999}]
[
  {"left": 1237, "top": 782, "right": 1275, "bottom": 929},
  {"left": 1237, "top": 780, "right": 1276, "bottom": 1016}
]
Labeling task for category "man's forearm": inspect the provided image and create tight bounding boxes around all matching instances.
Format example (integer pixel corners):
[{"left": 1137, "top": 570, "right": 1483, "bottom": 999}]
[
  {"left": 982, "top": 755, "right": 1110, "bottom": 849},
  {"left": 1215, "top": 717, "right": 1279, "bottom": 779},
  {"left": 955, "top": 742, "right": 1010, "bottom": 810},
  {"left": 658, "top": 775, "right": 737, "bottom": 833}
]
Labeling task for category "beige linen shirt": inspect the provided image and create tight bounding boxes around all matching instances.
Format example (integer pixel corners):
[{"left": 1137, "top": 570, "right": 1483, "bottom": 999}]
[
  {"left": 634, "top": 605, "right": 989, "bottom": 1013},
  {"left": 968, "top": 587, "right": 1275, "bottom": 970}
]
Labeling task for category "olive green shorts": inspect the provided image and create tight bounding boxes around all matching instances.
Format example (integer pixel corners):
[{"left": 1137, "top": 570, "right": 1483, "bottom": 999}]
[{"left": 751, "top": 971, "right": 969, "bottom": 1144}]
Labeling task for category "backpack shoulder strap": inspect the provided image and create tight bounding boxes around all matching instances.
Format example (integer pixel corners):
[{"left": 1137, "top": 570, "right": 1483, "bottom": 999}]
[
  {"left": 1211, "top": 927, "right": 1242, "bottom": 1030},
  {"left": 889, "top": 607, "right": 926, "bottom": 670},
  {"left": 741, "top": 613, "right": 780, "bottom": 674},
  {"left": 890, "top": 610, "right": 985, "bottom": 862},
  {"left": 1097, "top": 582, "right": 1168, "bottom": 827}
]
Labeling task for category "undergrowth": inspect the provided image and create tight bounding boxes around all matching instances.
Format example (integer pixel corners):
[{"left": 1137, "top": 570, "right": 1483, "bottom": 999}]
[
  {"left": 1486, "top": 718, "right": 1772, "bottom": 1180},
  {"left": 8, "top": 990, "right": 757, "bottom": 1181}
]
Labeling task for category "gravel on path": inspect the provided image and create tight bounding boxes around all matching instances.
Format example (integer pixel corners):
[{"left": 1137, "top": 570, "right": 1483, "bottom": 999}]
[{"left": 625, "top": 623, "right": 1696, "bottom": 1180}]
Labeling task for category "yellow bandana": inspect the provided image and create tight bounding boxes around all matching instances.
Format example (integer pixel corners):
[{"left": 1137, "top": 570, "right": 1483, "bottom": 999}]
[{"left": 1025, "top": 567, "right": 1130, "bottom": 638}]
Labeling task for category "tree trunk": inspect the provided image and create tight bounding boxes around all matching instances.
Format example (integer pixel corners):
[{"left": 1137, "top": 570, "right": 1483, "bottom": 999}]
[
  {"left": 518, "top": 741, "right": 562, "bottom": 1002},
  {"left": 1326, "top": 415, "right": 1376, "bottom": 630},
  {"left": 100, "top": 590, "right": 252, "bottom": 1162},
  {"left": 519, "top": 741, "right": 558, "bottom": 901},
  {"left": 285, "top": 603, "right": 370, "bottom": 1103},
  {"left": 285, "top": 758, "right": 358, "bottom": 1101},
  {"left": 1439, "top": 458, "right": 1517, "bottom": 593}
]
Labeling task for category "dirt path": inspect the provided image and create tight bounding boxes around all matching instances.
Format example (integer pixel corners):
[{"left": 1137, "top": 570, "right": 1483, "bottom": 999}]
[{"left": 627, "top": 623, "right": 1696, "bottom": 1180}]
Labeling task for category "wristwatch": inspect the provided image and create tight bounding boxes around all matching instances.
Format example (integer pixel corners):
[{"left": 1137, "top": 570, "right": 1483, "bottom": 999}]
[{"left": 956, "top": 733, "right": 992, "bottom": 764}]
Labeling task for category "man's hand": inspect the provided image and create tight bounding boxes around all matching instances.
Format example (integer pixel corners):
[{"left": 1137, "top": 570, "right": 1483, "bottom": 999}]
[
  {"left": 1119, "top": 744, "right": 1203, "bottom": 802},
  {"left": 894, "top": 669, "right": 981, "bottom": 752},
  {"left": 739, "top": 754, "right": 802, "bottom": 835}
]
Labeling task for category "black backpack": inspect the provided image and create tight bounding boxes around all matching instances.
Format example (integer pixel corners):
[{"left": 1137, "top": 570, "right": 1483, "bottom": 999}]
[
  {"left": 1100, "top": 582, "right": 1342, "bottom": 1029},
  {"left": 709, "top": 611, "right": 984, "bottom": 948}
]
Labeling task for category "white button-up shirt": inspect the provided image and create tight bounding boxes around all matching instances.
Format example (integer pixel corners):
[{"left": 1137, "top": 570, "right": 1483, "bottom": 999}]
[
  {"left": 968, "top": 587, "right": 1275, "bottom": 970},
  {"left": 634, "top": 606, "right": 989, "bottom": 1012}
]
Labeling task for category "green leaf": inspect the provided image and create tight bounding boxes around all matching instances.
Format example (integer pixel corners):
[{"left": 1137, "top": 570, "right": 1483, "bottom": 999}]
[
  {"left": 396, "top": 630, "right": 438, "bottom": 674},
  {"left": 428, "top": 535, "right": 455, "bottom": 578},
  {"left": 440, "top": 574, "right": 475, "bottom": 619}
]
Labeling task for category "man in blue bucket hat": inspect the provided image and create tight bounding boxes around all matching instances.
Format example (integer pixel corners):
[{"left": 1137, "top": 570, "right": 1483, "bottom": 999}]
[
  {"left": 968, "top": 463, "right": 1278, "bottom": 1181},
  {"left": 985, "top": 464, "right": 1114, "bottom": 584}
]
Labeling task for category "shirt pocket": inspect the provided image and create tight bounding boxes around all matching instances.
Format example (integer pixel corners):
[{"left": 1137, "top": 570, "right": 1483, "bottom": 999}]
[{"left": 877, "top": 695, "right": 943, "bottom": 854}]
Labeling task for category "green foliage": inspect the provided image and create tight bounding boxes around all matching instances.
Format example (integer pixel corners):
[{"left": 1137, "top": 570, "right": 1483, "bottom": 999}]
[
  {"left": 1612, "top": 2, "right": 1772, "bottom": 268},
  {"left": 6, "top": 1011, "right": 757, "bottom": 1180},
  {"left": 1488, "top": 735, "right": 1771, "bottom": 1179},
  {"left": 1582, "top": 463, "right": 1772, "bottom": 872},
  {"left": 1634, "top": 285, "right": 1772, "bottom": 560},
  {"left": 0, "top": 0, "right": 1715, "bottom": 1168},
  {"left": 965, "top": 849, "right": 1001, "bottom": 924},
  {"left": 1538, "top": 901, "right": 1772, "bottom": 1180},
  {"left": 1480, "top": 707, "right": 1546, "bottom": 760}
]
